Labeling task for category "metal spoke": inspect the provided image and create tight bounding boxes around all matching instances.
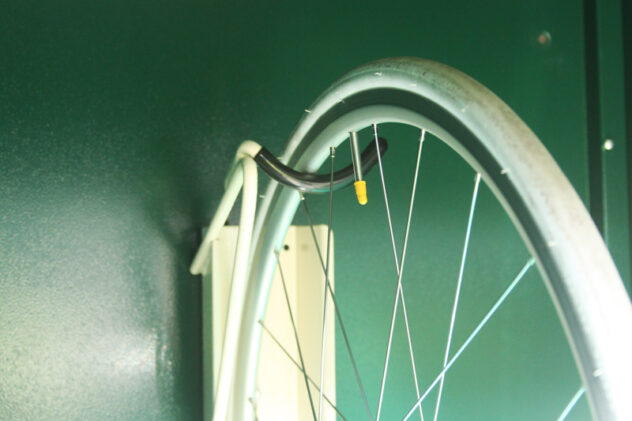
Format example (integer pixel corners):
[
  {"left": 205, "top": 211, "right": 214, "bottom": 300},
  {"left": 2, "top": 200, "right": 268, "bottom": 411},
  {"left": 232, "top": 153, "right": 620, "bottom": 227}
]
[
  {"left": 318, "top": 147, "right": 336, "bottom": 421},
  {"left": 556, "top": 387, "right": 585, "bottom": 421},
  {"left": 274, "top": 250, "right": 318, "bottom": 420},
  {"left": 259, "top": 321, "right": 348, "bottom": 421},
  {"left": 376, "top": 127, "right": 426, "bottom": 421},
  {"left": 301, "top": 194, "right": 374, "bottom": 421},
  {"left": 398, "top": 275, "right": 425, "bottom": 421},
  {"left": 433, "top": 173, "right": 481, "bottom": 421},
  {"left": 402, "top": 258, "right": 535, "bottom": 421},
  {"left": 374, "top": 124, "right": 403, "bottom": 273},
  {"left": 248, "top": 397, "right": 260, "bottom": 421}
]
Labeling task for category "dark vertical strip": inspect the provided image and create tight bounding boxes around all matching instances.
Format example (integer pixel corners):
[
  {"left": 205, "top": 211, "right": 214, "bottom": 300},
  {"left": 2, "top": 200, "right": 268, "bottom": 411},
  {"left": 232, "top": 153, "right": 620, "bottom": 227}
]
[
  {"left": 622, "top": 0, "right": 632, "bottom": 289},
  {"left": 583, "top": 0, "right": 604, "bottom": 233}
]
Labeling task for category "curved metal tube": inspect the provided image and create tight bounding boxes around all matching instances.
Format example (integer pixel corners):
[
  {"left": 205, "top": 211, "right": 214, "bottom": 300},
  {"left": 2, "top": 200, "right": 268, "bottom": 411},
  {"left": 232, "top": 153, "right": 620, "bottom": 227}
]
[{"left": 254, "top": 137, "right": 388, "bottom": 193}]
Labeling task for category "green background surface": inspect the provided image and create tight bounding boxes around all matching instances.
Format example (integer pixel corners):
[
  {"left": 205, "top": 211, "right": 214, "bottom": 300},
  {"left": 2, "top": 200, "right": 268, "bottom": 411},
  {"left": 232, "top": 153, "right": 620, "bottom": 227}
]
[{"left": 1, "top": 0, "right": 629, "bottom": 419}]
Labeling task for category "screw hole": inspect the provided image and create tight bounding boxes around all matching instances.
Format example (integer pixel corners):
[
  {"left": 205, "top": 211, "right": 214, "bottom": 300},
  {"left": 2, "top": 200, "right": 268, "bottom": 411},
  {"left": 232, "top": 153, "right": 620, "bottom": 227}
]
[{"left": 537, "top": 30, "right": 552, "bottom": 47}]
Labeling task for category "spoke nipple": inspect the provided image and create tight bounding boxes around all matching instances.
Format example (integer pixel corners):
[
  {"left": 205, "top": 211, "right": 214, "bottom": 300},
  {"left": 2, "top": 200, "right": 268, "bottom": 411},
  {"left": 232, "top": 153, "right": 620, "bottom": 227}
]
[
  {"left": 501, "top": 168, "right": 509, "bottom": 175},
  {"left": 304, "top": 109, "right": 312, "bottom": 113},
  {"left": 547, "top": 240, "right": 557, "bottom": 247},
  {"left": 374, "top": 71, "right": 383, "bottom": 76},
  {"left": 273, "top": 249, "right": 280, "bottom": 257},
  {"left": 299, "top": 191, "right": 305, "bottom": 201},
  {"left": 330, "top": 146, "right": 336, "bottom": 157},
  {"left": 420, "top": 128, "right": 427, "bottom": 142},
  {"left": 593, "top": 368, "right": 603, "bottom": 377}
]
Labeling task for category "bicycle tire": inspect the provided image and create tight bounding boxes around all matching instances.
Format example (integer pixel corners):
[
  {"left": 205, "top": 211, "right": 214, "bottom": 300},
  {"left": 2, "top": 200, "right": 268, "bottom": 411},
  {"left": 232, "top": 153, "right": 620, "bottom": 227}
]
[{"left": 226, "top": 57, "right": 632, "bottom": 421}]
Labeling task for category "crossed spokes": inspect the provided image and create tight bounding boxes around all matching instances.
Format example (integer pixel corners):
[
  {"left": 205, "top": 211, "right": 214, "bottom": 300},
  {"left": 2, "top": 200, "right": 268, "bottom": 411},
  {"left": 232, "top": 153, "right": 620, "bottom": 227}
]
[{"left": 257, "top": 124, "right": 586, "bottom": 421}]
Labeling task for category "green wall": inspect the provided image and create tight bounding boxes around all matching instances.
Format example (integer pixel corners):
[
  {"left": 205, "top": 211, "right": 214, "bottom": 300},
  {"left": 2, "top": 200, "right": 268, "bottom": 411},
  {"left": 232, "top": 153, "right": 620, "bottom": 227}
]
[{"left": 0, "top": 0, "right": 628, "bottom": 419}]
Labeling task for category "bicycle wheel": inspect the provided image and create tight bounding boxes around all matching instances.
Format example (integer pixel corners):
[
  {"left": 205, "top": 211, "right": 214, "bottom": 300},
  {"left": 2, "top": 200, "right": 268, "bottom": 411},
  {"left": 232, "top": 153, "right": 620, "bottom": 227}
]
[{"left": 224, "top": 57, "right": 632, "bottom": 420}]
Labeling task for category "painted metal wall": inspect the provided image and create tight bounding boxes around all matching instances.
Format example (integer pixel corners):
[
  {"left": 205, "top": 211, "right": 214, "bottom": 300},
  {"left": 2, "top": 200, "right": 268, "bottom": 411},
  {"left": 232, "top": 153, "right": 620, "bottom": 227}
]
[{"left": 0, "top": 0, "right": 628, "bottom": 419}]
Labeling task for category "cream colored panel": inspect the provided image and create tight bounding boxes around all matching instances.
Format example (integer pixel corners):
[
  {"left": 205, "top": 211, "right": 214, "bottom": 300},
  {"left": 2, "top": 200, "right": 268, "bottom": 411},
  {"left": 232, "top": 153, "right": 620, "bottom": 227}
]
[{"left": 209, "top": 225, "right": 336, "bottom": 421}]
